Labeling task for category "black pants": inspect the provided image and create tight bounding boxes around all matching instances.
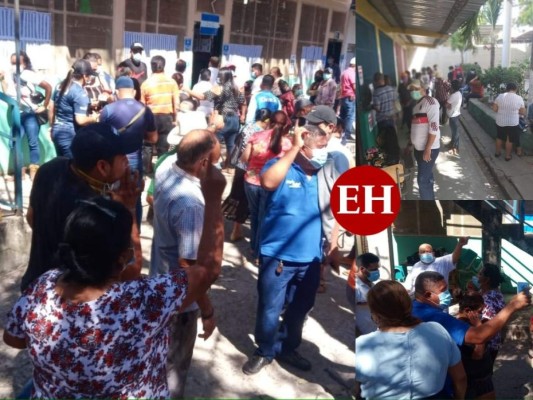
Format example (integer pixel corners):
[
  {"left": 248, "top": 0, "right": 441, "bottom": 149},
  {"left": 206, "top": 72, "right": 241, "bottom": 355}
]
[{"left": 154, "top": 113, "right": 175, "bottom": 156}]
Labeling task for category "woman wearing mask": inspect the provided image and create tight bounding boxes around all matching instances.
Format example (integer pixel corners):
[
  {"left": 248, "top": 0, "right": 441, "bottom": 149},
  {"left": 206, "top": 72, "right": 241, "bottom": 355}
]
[
  {"left": 5, "top": 51, "right": 52, "bottom": 180},
  {"left": 355, "top": 280, "right": 467, "bottom": 399},
  {"left": 315, "top": 67, "right": 337, "bottom": 108},
  {"left": 278, "top": 80, "right": 295, "bottom": 118},
  {"left": 468, "top": 263, "right": 506, "bottom": 368},
  {"left": 49, "top": 59, "right": 98, "bottom": 158},
  {"left": 241, "top": 111, "right": 292, "bottom": 260},
  {"left": 307, "top": 70, "right": 323, "bottom": 104},
  {"left": 185, "top": 68, "right": 246, "bottom": 169},
  {"left": 270, "top": 66, "right": 283, "bottom": 97},
  {"left": 292, "top": 84, "right": 305, "bottom": 101}
]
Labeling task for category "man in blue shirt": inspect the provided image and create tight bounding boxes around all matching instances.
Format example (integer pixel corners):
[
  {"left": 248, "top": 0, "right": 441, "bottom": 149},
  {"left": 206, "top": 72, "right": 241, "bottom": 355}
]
[
  {"left": 412, "top": 271, "right": 531, "bottom": 346},
  {"left": 245, "top": 75, "right": 281, "bottom": 124},
  {"left": 242, "top": 115, "right": 332, "bottom": 375}
]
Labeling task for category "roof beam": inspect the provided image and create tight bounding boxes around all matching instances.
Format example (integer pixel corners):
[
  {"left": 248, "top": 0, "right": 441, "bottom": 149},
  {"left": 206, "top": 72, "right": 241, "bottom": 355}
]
[{"left": 386, "top": 27, "right": 449, "bottom": 39}]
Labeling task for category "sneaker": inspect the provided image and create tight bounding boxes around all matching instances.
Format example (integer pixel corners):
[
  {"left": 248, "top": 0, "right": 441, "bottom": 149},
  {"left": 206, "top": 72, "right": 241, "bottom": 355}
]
[
  {"left": 276, "top": 351, "right": 312, "bottom": 371},
  {"left": 242, "top": 355, "right": 272, "bottom": 375}
]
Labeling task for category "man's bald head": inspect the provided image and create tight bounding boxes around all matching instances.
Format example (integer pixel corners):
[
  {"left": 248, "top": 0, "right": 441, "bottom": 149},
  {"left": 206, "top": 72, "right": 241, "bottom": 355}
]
[
  {"left": 176, "top": 129, "right": 216, "bottom": 170},
  {"left": 418, "top": 243, "right": 433, "bottom": 255}
]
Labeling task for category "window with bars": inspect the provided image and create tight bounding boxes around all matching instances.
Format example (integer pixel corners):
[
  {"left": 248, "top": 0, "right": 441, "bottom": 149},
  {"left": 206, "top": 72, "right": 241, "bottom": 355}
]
[
  {"left": 230, "top": 0, "right": 296, "bottom": 60},
  {"left": 297, "top": 3, "right": 328, "bottom": 59}
]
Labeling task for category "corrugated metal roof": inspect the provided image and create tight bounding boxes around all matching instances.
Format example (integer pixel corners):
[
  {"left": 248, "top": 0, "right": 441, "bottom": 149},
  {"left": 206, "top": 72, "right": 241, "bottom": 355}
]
[{"left": 361, "top": 0, "right": 488, "bottom": 47}]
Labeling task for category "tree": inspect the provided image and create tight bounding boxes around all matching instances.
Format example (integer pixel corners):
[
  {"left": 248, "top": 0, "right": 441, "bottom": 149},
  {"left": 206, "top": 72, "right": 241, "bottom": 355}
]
[
  {"left": 450, "top": 31, "right": 476, "bottom": 65},
  {"left": 459, "top": 0, "right": 503, "bottom": 68}
]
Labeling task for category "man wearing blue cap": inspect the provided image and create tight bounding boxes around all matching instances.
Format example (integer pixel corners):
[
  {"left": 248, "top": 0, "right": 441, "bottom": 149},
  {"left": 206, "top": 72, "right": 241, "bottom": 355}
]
[
  {"left": 22, "top": 123, "right": 143, "bottom": 292},
  {"left": 99, "top": 76, "right": 157, "bottom": 225}
]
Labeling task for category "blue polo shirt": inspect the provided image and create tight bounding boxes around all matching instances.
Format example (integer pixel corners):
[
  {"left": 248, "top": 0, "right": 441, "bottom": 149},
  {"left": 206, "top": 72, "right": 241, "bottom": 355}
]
[
  {"left": 259, "top": 159, "right": 322, "bottom": 263},
  {"left": 246, "top": 90, "right": 281, "bottom": 124},
  {"left": 52, "top": 81, "right": 90, "bottom": 129},
  {"left": 412, "top": 300, "right": 470, "bottom": 346}
]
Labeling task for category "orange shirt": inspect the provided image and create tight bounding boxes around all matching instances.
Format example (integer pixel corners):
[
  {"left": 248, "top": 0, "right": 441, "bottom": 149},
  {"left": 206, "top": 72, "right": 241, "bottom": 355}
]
[
  {"left": 140, "top": 73, "right": 179, "bottom": 115},
  {"left": 347, "top": 260, "right": 356, "bottom": 289}
]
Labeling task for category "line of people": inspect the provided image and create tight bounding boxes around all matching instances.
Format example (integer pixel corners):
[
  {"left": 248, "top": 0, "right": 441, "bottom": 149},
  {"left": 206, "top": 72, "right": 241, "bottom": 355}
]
[
  {"left": 354, "top": 238, "right": 532, "bottom": 399},
  {"left": 2, "top": 47, "right": 356, "bottom": 398}
]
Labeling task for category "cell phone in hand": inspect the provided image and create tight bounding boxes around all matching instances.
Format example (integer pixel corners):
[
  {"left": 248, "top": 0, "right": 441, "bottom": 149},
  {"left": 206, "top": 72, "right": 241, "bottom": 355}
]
[{"left": 517, "top": 282, "right": 530, "bottom": 294}]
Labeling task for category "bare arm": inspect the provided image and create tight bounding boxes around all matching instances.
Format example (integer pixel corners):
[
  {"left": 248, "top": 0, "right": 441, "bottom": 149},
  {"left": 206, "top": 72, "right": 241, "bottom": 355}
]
[
  {"left": 38, "top": 80, "right": 52, "bottom": 109},
  {"left": 179, "top": 165, "right": 226, "bottom": 310},
  {"left": 448, "top": 361, "right": 467, "bottom": 399},
  {"left": 492, "top": 103, "right": 498, "bottom": 112},
  {"left": 144, "top": 129, "right": 158, "bottom": 144},
  {"left": 74, "top": 113, "right": 98, "bottom": 126},
  {"left": 261, "top": 126, "right": 304, "bottom": 191},
  {"left": 240, "top": 142, "right": 252, "bottom": 164},
  {"left": 464, "top": 292, "right": 531, "bottom": 344},
  {"left": 452, "top": 237, "right": 469, "bottom": 265},
  {"left": 3, "top": 331, "right": 26, "bottom": 349},
  {"left": 519, "top": 106, "right": 526, "bottom": 116}
]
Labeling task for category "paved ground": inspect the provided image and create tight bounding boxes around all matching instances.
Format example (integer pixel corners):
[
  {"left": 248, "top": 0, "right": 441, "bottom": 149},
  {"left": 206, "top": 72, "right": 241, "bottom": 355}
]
[
  {"left": 0, "top": 169, "right": 356, "bottom": 399},
  {"left": 398, "top": 118, "right": 506, "bottom": 200}
]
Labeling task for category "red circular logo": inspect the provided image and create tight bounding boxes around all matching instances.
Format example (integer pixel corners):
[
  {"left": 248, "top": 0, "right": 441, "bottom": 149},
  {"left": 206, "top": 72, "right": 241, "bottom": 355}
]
[{"left": 331, "top": 166, "right": 401, "bottom": 235}]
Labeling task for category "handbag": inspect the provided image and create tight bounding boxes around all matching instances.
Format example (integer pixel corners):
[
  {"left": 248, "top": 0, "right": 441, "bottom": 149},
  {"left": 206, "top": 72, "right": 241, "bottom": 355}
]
[
  {"left": 228, "top": 125, "right": 245, "bottom": 167},
  {"left": 34, "top": 110, "right": 48, "bottom": 126}
]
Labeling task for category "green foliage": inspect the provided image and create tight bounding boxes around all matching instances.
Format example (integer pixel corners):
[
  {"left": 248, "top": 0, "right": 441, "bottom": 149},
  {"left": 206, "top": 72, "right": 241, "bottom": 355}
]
[
  {"left": 479, "top": 66, "right": 526, "bottom": 99},
  {"left": 480, "top": 0, "right": 503, "bottom": 28},
  {"left": 462, "top": 63, "right": 482, "bottom": 77},
  {"left": 516, "top": 0, "right": 533, "bottom": 26}
]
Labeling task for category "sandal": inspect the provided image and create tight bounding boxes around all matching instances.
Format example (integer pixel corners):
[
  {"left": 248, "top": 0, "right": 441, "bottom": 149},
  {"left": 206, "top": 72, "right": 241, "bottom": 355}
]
[
  {"left": 317, "top": 279, "right": 327, "bottom": 294},
  {"left": 505, "top": 157, "right": 512, "bottom": 161}
]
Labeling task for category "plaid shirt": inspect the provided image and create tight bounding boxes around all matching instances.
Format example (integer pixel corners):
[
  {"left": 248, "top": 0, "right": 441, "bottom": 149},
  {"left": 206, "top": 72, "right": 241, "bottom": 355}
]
[
  {"left": 434, "top": 78, "right": 450, "bottom": 103},
  {"left": 373, "top": 85, "right": 397, "bottom": 122}
]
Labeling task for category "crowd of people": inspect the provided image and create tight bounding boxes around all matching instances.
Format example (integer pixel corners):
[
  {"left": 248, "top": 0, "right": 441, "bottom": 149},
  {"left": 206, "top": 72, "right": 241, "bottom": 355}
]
[
  {"left": 367, "top": 61, "right": 528, "bottom": 200},
  {"left": 355, "top": 238, "right": 532, "bottom": 399},
  {"left": 1, "top": 43, "right": 356, "bottom": 398}
]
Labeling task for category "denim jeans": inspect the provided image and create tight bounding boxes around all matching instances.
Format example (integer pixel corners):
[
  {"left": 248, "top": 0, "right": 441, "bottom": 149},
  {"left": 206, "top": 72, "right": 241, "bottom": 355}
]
[
  {"left": 449, "top": 116, "right": 460, "bottom": 150},
  {"left": 254, "top": 255, "right": 321, "bottom": 359},
  {"left": 217, "top": 114, "right": 240, "bottom": 161},
  {"left": 339, "top": 96, "right": 355, "bottom": 139},
  {"left": 21, "top": 112, "right": 40, "bottom": 164},
  {"left": 244, "top": 181, "right": 267, "bottom": 258},
  {"left": 413, "top": 148, "right": 440, "bottom": 200},
  {"left": 52, "top": 124, "right": 75, "bottom": 158}
]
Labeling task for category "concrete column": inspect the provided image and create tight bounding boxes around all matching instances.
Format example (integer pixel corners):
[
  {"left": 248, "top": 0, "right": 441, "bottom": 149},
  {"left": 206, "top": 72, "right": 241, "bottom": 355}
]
[
  {"left": 290, "top": 0, "right": 302, "bottom": 56},
  {"left": 112, "top": 0, "right": 126, "bottom": 67},
  {"left": 186, "top": 0, "right": 197, "bottom": 39},
  {"left": 223, "top": 0, "right": 234, "bottom": 44},
  {"left": 480, "top": 203, "right": 502, "bottom": 266},
  {"left": 502, "top": 0, "right": 512, "bottom": 67}
]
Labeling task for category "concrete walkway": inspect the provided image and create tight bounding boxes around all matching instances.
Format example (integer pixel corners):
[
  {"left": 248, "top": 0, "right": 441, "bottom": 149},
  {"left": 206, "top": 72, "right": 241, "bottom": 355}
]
[
  {"left": 460, "top": 110, "right": 533, "bottom": 200},
  {"left": 398, "top": 121, "right": 505, "bottom": 200}
]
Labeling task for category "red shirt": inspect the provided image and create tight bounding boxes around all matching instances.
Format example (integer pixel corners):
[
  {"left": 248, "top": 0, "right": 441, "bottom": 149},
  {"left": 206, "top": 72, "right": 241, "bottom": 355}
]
[{"left": 340, "top": 67, "right": 355, "bottom": 98}]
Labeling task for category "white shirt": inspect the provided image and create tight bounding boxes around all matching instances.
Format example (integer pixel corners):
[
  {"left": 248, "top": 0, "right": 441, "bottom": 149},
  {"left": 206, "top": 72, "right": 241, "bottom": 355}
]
[
  {"left": 402, "top": 253, "right": 456, "bottom": 295},
  {"left": 494, "top": 92, "right": 525, "bottom": 127},
  {"left": 410, "top": 96, "right": 440, "bottom": 151},
  {"left": 9, "top": 69, "right": 43, "bottom": 112},
  {"left": 251, "top": 74, "right": 264, "bottom": 94},
  {"left": 447, "top": 91, "right": 462, "bottom": 118},
  {"left": 355, "top": 276, "right": 377, "bottom": 335},
  {"left": 192, "top": 80, "right": 213, "bottom": 117}
]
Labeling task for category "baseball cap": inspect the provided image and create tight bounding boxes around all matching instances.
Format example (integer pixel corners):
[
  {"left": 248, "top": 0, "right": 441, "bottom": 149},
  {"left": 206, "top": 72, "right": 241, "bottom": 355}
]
[
  {"left": 72, "top": 123, "right": 136, "bottom": 169},
  {"left": 305, "top": 105, "right": 337, "bottom": 125},
  {"left": 115, "top": 76, "right": 134, "bottom": 90},
  {"left": 407, "top": 79, "right": 428, "bottom": 90},
  {"left": 349, "top": 57, "right": 355, "bottom": 65},
  {"left": 130, "top": 42, "right": 144, "bottom": 51}
]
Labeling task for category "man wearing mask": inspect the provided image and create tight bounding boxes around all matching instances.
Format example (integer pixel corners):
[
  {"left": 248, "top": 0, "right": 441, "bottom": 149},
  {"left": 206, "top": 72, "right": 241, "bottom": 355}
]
[
  {"left": 353, "top": 253, "right": 381, "bottom": 335},
  {"left": 398, "top": 71, "right": 413, "bottom": 131},
  {"left": 406, "top": 79, "right": 441, "bottom": 200},
  {"left": 118, "top": 42, "right": 148, "bottom": 85},
  {"left": 403, "top": 237, "right": 469, "bottom": 306},
  {"left": 339, "top": 58, "right": 355, "bottom": 141},
  {"left": 242, "top": 116, "right": 332, "bottom": 375},
  {"left": 250, "top": 63, "right": 264, "bottom": 94}
]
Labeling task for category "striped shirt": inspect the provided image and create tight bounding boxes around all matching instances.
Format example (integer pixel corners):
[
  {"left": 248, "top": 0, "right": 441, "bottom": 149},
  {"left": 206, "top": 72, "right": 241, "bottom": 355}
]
[
  {"left": 494, "top": 92, "right": 525, "bottom": 127},
  {"left": 373, "top": 85, "right": 397, "bottom": 122},
  {"left": 140, "top": 73, "right": 180, "bottom": 115},
  {"left": 410, "top": 96, "right": 440, "bottom": 151}
]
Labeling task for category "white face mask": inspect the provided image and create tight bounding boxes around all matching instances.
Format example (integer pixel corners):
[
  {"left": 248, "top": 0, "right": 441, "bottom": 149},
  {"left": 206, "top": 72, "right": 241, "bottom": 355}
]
[
  {"left": 309, "top": 147, "right": 329, "bottom": 169},
  {"left": 132, "top": 53, "right": 142, "bottom": 63}
]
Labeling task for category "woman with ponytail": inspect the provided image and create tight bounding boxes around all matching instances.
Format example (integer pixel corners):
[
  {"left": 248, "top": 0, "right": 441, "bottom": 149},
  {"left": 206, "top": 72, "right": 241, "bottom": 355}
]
[
  {"left": 240, "top": 111, "right": 292, "bottom": 260},
  {"left": 49, "top": 59, "right": 99, "bottom": 157},
  {"left": 356, "top": 280, "right": 467, "bottom": 399}
]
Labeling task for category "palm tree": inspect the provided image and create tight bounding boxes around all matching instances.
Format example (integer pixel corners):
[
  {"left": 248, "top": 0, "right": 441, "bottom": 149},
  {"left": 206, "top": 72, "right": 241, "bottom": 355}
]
[
  {"left": 459, "top": 0, "right": 503, "bottom": 68},
  {"left": 450, "top": 31, "right": 476, "bottom": 65}
]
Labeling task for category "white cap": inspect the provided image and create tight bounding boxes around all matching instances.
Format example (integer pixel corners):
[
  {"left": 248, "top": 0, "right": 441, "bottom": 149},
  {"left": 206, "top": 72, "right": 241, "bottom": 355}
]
[{"left": 350, "top": 57, "right": 355, "bottom": 65}]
